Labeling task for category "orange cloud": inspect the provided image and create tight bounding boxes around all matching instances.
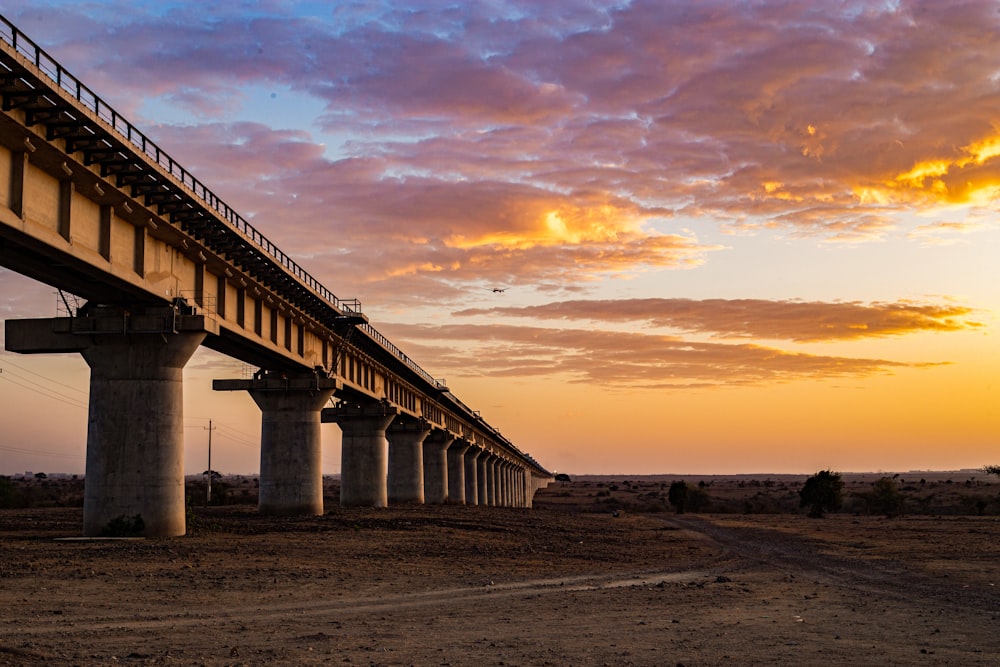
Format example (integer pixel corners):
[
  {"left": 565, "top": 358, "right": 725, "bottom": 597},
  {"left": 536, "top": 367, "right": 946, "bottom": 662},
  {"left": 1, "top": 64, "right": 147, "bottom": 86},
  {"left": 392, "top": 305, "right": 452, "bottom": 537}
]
[
  {"left": 382, "top": 322, "right": 928, "bottom": 389},
  {"left": 454, "top": 298, "right": 983, "bottom": 342}
]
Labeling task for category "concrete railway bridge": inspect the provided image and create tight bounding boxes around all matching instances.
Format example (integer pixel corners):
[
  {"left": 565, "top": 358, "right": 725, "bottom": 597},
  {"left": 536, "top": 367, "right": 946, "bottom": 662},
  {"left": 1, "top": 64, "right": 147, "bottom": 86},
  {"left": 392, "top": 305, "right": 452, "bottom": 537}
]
[{"left": 0, "top": 16, "right": 552, "bottom": 537}]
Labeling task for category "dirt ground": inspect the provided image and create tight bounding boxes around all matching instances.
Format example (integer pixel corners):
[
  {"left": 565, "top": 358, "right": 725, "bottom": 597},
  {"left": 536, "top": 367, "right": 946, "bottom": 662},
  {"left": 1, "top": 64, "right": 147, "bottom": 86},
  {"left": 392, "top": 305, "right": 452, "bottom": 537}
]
[{"left": 1, "top": 482, "right": 999, "bottom": 666}]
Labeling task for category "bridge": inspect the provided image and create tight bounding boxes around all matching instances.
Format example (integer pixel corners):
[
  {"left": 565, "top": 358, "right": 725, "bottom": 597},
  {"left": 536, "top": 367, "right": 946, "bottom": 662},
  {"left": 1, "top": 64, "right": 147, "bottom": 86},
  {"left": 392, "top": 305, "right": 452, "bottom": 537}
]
[{"left": 0, "top": 16, "right": 552, "bottom": 537}]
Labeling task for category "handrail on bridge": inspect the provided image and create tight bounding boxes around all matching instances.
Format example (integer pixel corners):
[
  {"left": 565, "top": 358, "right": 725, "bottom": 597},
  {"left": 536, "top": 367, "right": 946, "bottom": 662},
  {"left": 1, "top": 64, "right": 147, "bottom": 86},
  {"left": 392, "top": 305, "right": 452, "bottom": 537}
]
[
  {"left": 0, "top": 17, "right": 358, "bottom": 310},
  {"left": 0, "top": 14, "right": 451, "bottom": 395}
]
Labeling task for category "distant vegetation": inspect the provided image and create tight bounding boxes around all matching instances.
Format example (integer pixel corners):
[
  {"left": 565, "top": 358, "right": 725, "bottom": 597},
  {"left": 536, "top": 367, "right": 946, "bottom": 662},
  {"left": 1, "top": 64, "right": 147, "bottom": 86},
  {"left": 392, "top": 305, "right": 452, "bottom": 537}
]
[
  {"left": 534, "top": 470, "right": 1000, "bottom": 517},
  {"left": 3, "top": 470, "right": 1000, "bottom": 517},
  {"left": 0, "top": 474, "right": 337, "bottom": 510}
]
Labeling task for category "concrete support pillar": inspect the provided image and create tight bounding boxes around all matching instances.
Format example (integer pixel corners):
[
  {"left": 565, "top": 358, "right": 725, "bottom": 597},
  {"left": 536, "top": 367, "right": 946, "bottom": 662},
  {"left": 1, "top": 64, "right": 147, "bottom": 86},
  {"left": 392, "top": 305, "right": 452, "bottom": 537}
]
[
  {"left": 526, "top": 473, "right": 554, "bottom": 509},
  {"left": 496, "top": 458, "right": 505, "bottom": 506},
  {"left": 5, "top": 306, "right": 215, "bottom": 538},
  {"left": 387, "top": 417, "right": 431, "bottom": 504},
  {"left": 495, "top": 459, "right": 504, "bottom": 506},
  {"left": 477, "top": 453, "right": 490, "bottom": 506},
  {"left": 486, "top": 456, "right": 498, "bottom": 506},
  {"left": 505, "top": 467, "right": 513, "bottom": 508},
  {"left": 423, "top": 430, "right": 455, "bottom": 504},
  {"left": 503, "top": 463, "right": 513, "bottom": 507},
  {"left": 464, "top": 447, "right": 482, "bottom": 506},
  {"left": 447, "top": 440, "right": 470, "bottom": 504},
  {"left": 82, "top": 333, "right": 204, "bottom": 537},
  {"left": 216, "top": 373, "right": 339, "bottom": 516},
  {"left": 250, "top": 382, "right": 335, "bottom": 516},
  {"left": 322, "top": 402, "right": 399, "bottom": 507}
]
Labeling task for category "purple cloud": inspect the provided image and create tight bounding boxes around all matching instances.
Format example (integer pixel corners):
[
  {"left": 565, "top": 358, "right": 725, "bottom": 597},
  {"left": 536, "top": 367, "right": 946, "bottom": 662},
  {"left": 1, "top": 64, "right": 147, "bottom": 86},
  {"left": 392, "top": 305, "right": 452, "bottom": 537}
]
[{"left": 6, "top": 0, "right": 1000, "bottom": 304}]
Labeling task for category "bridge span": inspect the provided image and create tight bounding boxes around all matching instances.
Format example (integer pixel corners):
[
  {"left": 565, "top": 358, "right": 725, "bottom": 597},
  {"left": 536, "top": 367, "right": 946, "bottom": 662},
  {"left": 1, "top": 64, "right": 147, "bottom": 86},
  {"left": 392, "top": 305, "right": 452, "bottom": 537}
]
[{"left": 0, "top": 16, "right": 552, "bottom": 536}]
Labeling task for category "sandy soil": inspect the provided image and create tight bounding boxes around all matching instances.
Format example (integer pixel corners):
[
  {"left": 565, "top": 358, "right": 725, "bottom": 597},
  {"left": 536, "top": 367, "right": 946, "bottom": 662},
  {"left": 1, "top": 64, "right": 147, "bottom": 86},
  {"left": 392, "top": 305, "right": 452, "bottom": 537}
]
[{"left": 1, "top": 497, "right": 999, "bottom": 665}]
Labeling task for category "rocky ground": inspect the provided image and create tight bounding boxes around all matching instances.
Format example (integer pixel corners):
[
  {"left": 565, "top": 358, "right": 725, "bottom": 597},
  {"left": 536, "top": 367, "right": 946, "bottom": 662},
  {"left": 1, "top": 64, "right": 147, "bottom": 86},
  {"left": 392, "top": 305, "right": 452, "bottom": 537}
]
[{"left": 1, "top": 479, "right": 999, "bottom": 665}]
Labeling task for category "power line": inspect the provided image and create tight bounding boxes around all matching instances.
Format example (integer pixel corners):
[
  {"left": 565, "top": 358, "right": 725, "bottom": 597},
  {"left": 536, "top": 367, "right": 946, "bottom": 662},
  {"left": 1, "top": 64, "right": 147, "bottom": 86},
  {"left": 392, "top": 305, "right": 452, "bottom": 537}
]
[
  {"left": 184, "top": 419, "right": 258, "bottom": 449},
  {"left": 0, "top": 356, "right": 87, "bottom": 395},
  {"left": 0, "top": 369, "right": 88, "bottom": 409},
  {"left": 0, "top": 442, "right": 83, "bottom": 460}
]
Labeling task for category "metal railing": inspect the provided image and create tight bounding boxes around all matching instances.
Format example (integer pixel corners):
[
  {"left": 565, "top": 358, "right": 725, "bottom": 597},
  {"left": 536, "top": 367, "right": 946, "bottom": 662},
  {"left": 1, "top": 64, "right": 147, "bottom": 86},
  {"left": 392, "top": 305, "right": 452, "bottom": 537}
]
[
  {"left": 0, "top": 16, "right": 359, "bottom": 311},
  {"left": 0, "top": 14, "right": 452, "bottom": 393}
]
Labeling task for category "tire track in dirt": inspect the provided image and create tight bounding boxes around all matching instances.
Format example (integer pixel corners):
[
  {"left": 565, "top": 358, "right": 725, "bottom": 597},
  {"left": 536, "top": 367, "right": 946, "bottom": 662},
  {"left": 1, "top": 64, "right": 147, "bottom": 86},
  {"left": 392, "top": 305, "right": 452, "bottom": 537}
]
[
  {"left": 3, "top": 568, "right": 713, "bottom": 638},
  {"left": 658, "top": 515, "right": 1000, "bottom": 613}
]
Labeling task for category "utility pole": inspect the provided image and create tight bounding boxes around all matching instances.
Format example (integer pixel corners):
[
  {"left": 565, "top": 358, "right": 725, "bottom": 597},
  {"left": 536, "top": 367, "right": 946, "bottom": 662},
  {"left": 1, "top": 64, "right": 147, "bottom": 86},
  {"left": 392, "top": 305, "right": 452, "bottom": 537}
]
[{"left": 204, "top": 419, "right": 216, "bottom": 504}]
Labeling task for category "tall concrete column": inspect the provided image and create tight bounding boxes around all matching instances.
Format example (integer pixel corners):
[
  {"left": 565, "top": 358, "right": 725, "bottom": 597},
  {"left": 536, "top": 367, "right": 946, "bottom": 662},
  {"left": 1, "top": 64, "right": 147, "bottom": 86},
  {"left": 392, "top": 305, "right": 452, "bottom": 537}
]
[
  {"left": 322, "top": 402, "right": 399, "bottom": 507},
  {"left": 502, "top": 463, "right": 513, "bottom": 507},
  {"left": 477, "top": 453, "right": 490, "bottom": 506},
  {"left": 503, "top": 462, "right": 513, "bottom": 507},
  {"left": 526, "top": 472, "right": 553, "bottom": 509},
  {"left": 215, "top": 373, "right": 339, "bottom": 516},
  {"left": 82, "top": 333, "right": 204, "bottom": 537},
  {"left": 253, "top": 382, "right": 335, "bottom": 516},
  {"left": 491, "top": 456, "right": 501, "bottom": 505},
  {"left": 423, "top": 430, "right": 455, "bottom": 504},
  {"left": 493, "top": 460, "right": 504, "bottom": 507},
  {"left": 387, "top": 418, "right": 431, "bottom": 504},
  {"left": 447, "top": 439, "right": 470, "bottom": 504},
  {"left": 6, "top": 306, "right": 214, "bottom": 538},
  {"left": 464, "top": 446, "right": 482, "bottom": 506}
]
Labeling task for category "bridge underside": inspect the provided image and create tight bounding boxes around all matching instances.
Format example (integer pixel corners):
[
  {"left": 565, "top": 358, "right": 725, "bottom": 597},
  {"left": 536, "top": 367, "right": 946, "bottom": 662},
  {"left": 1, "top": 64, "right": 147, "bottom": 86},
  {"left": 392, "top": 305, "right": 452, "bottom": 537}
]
[{"left": 0, "top": 15, "right": 552, "bottom": 537}]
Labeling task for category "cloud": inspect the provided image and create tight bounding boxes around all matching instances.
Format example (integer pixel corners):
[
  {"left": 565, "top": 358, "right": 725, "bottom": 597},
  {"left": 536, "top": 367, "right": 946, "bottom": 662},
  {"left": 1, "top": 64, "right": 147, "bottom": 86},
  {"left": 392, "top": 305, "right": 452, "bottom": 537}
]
[
  {"left": 454, "top": 298, "right": 984, "bottom": 342},
  {"left": 143, "top": 123, "right": 717, "bottom": 308},
  {"left": 7, "top": 0, "right": 1000, "bottom": 310},
  {"left": 12, "top": 1, "right": 1000, "bottom": 239},
  {"left": 907, "top": 219, "right": 995, "bottom": 246},
  {"left": 381, "top": 321, "right": 927, "bottom": 389}
]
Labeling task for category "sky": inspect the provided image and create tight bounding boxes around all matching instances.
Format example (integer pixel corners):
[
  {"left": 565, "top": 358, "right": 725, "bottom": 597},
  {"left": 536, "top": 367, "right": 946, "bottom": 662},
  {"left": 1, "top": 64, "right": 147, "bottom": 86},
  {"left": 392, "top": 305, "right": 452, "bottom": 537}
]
[{"left": 0, "top": 0, "right": 997, "bottom": 476}]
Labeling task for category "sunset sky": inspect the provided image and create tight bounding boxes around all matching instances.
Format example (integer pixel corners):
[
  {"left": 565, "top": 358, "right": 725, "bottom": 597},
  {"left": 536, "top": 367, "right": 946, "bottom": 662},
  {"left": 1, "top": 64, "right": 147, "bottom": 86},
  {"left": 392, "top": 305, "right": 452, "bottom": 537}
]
[{"left": 1, "top": 0, "right": 997, "bottom": 477}]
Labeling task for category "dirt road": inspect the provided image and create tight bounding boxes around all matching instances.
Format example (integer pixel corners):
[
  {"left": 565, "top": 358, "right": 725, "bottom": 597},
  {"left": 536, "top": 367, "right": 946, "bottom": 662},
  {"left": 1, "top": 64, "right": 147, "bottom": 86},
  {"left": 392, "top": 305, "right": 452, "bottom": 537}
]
[{"left": 1, "top": 506, "right": 998, "bottom": 665}]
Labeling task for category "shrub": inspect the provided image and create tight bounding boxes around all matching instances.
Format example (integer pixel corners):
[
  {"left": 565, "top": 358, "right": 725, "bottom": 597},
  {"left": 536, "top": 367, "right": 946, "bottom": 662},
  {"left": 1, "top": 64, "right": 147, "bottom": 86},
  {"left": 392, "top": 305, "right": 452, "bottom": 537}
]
[
  {"left": 668, "top": 480, "right": 689, "bottom": 514},
  {"left": 687, "top": 486, "right": 710, "bottom": 512},
  {"left": 863, "top": 476, "right": 905, "bottom": 517},
  {"left": 799, "top": 470, "right": 844, "bottom": 518}
]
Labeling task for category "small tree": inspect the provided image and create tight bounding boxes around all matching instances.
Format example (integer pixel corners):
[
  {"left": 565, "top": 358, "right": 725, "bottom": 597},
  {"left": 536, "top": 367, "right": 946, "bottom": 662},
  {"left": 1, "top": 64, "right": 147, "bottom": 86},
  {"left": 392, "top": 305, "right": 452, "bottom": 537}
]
[
  {"left": 983, "top": 465, "right": 1000, "bottom": 478},
  {"left": 799, "top": 470, "right": 844, "bottom": 518},
  {"left": 866, "top": 476, "right": 905, "bottom": 517},
  {"left": 668, "top": 480, "right": 689, "bottom": 514}
]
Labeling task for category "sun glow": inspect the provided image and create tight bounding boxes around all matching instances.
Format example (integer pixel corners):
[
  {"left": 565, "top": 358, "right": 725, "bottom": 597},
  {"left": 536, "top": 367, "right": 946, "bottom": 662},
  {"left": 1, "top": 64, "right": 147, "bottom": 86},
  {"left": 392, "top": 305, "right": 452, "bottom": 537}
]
[
  {"left": 852, "top": 131, "right": 1000, "bottom": 206},
  {"left": 960, "top": 135, "right": 1000, "bottom": 166},
  {"left": 447, "top": 205, "right": 642, "bottom": 250}
]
